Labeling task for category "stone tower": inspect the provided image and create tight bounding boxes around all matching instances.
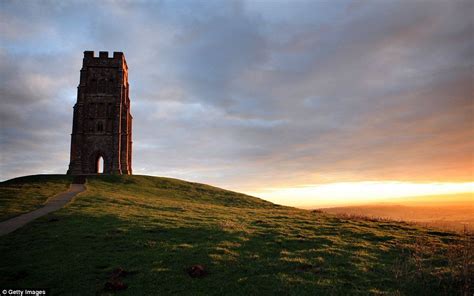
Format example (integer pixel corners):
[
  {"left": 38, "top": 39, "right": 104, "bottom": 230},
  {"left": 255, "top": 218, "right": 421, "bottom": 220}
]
[{"left": 67, "top": 51, "right": 132, "bottom": 175}]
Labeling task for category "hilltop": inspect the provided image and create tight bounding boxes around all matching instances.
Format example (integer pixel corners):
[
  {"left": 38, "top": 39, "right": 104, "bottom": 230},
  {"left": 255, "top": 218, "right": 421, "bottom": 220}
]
[{"left": 0, "top": 175, "right": 471, "bottom": 295}]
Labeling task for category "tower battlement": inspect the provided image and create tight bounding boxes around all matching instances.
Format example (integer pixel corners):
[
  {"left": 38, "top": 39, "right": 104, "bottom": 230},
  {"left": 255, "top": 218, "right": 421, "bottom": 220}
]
[
  {"left": 82, "top": 51, "right": 128, "bottom": 69},
  {"left": 83, "top": 50, "right": 124, "bottom": 59}
]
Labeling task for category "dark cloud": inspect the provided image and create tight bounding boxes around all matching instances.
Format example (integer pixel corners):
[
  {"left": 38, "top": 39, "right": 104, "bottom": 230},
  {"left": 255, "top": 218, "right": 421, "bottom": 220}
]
[{"left": 0, "top": 0, "right": 472, "bottom": 194}]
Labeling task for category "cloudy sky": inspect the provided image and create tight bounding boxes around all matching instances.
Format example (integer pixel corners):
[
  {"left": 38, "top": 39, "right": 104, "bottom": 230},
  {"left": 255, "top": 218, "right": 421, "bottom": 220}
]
[{"left": 1, "top": 0, "right": 473, "bottom": 207}]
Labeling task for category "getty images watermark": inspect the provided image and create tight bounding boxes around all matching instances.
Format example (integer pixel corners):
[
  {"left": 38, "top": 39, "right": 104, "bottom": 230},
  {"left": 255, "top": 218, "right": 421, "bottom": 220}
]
[{"left": 1, "top": 289, "right": 49, "bottom": 296}]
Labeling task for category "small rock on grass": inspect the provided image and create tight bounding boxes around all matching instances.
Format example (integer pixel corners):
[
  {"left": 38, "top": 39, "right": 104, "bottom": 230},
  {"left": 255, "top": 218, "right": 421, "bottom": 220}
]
[
  {"left": 104, "top": 267, "right": 129, "bottom": 291},
  {"left": 186, "top": 265, "right": 207, "bottom": 278},
  {"left": 296, "top": 264, "right": 322, "bottom": 274},
  {"left": 104, "top": 280, "right": 127, "bottom": 291},
  {"left": 110, "top": 267, "right": 128, "bottom": 278}
]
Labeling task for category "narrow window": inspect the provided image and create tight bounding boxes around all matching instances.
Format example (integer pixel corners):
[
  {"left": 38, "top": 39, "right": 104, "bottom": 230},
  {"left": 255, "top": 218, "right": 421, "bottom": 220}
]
[
  {"left": 107, "top": 103, "right": 113, "bottom": 118},
  {"left": 97, "top": 121, "right": 104, "bottom": 132},
  {"left": 98, "top": 79, "right": 106, "bottom": 93},
  {"left": 108, "top": 79, "right": 115, "bottom": 93},
  {"left": 89, "top": 79, "right": 97, "bottom": 93},
  {"left": 99, "top": 103, "right": 105, "bottom": 117}
]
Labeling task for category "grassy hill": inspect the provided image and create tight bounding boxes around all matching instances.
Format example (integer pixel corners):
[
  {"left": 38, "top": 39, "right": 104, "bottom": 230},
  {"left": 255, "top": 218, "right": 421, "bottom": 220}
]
[
  {"left": 0, "top": 175, "right": 471, "bottom": 295},
  {"left": 0, "top": 174, "right": 72, "bottom": 221}
]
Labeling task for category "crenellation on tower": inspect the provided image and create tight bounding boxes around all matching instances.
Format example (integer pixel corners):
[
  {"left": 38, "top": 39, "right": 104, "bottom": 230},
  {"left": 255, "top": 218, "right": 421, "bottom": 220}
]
[
  {"left": 83, "top": 50, "right": 94, "bottom": 58},
  {"left": 67, "top": 50, "right": 132, "bottom": 175}
]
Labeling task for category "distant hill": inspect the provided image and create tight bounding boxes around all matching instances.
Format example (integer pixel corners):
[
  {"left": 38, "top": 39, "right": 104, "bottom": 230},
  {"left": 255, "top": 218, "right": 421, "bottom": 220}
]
[
  {"left": 321, "top": 194, "right": 474, "bottom": 233},
  {"left": 0, "top": 175, "right": 471, "bottom": 295}
]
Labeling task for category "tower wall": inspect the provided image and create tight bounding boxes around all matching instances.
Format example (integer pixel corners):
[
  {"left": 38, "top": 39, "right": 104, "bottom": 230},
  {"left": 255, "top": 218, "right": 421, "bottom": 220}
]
[{"left": 67, "top": 51, "right": 133, "bottom": 175}]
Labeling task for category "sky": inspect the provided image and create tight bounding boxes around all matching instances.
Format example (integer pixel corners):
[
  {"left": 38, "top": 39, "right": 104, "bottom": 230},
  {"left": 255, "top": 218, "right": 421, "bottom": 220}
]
[{"left": 1, "top": 0, "right": 473, "bottom": 207}]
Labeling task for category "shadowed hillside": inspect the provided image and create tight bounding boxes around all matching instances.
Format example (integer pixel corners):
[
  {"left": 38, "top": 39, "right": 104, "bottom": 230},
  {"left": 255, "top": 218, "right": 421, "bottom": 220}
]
[{"left": 0, "top": 175, "right": 471, "bottom": 295}]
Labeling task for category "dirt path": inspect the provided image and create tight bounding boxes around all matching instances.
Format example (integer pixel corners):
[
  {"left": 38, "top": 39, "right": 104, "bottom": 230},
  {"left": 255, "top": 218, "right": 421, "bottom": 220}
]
[{"left": 0, "top": 184, "right": 86, "bottom": 236}]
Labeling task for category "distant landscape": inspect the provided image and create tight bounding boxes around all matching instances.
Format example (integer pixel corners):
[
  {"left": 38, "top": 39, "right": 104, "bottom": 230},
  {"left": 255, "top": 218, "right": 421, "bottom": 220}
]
[{"left": 320, "top": 193, "right": 473, "bottom": 233}]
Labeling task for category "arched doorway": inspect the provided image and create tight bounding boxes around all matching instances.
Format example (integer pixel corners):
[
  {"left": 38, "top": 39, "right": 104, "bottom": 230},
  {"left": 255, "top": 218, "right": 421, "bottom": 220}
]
[{"left": 96, "top": 156, "right": 104, "bottom": 174}]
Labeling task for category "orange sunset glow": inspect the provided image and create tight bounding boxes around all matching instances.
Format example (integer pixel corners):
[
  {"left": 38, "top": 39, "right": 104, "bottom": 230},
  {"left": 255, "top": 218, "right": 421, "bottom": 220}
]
[{"left": 248, "top": 181, "right": 473, "bottom": 208}]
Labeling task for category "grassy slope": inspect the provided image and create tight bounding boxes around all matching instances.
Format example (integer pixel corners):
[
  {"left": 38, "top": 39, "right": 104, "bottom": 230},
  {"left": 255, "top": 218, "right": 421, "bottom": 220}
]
[
  {"left": 0, "top": 174, "right": 72, "bottom": 221},
  {"left": 0, "top": 175, "right": 470, "bottom": 295}
]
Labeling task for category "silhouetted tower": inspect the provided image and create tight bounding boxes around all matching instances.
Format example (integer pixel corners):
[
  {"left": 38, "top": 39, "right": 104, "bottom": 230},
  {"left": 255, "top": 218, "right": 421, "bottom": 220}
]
[{"left": 67, "top": 51, "right": 132, "bottom": 175}]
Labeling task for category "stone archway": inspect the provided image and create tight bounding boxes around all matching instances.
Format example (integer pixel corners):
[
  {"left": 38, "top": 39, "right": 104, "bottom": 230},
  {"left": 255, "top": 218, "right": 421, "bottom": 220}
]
[
  {"left": 90, "top": 151, "right": 109, "bottom": 174},
  {"left": 97, "top": 156, "right": 104, "bottom": 174}
]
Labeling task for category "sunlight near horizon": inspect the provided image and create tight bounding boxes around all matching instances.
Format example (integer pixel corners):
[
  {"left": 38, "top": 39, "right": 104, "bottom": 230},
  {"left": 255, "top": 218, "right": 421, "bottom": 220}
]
[{"left": 248, "top": 181, "right": 474, "bottom": 208}]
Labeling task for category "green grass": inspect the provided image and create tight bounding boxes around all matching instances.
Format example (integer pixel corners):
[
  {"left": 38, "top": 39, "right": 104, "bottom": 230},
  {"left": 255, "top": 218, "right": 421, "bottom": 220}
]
[
  {"left": 0, "top": 174, "right": 72, "bottom": 221},
  {"left": 0, "top": 175, "right": 471, "bottom": 295}
]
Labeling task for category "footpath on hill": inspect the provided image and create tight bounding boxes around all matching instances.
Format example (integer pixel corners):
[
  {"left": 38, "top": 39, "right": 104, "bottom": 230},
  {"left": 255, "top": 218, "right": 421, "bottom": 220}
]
[{"left": 0, "top": 181, "right": 86, "bottom": 236}]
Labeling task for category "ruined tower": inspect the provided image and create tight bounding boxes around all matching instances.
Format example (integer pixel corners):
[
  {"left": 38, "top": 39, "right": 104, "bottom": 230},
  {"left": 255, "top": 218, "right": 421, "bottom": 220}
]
[{"left": 67, "top": 51, "right": 132, "bottom": 175}]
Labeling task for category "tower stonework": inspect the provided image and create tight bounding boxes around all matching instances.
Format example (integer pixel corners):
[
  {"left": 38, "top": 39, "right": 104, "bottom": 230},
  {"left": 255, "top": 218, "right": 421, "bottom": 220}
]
[{"left": 67, "top": 51, "right": 132, "bottom": 175}]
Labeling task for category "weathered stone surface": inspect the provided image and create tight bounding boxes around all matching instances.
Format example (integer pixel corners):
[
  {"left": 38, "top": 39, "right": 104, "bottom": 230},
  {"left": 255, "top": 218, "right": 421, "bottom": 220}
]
[{"left": 67, "top": 51, "right": 133, "bottom": 175}]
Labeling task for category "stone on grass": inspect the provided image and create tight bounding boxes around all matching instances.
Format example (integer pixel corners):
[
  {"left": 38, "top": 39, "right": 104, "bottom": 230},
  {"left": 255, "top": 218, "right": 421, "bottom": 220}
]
[
  {"left": 104, "top": 267, "right": 129, "bottom": 291},
  {"left": 186, "top": 265, "right": 207, "bottom": 278},
  {"left": 296, "top": 264, "right": 322, "bottom": 274},
  {"left": 104, "top": 280, "right": 127, "bottom": 291}
]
